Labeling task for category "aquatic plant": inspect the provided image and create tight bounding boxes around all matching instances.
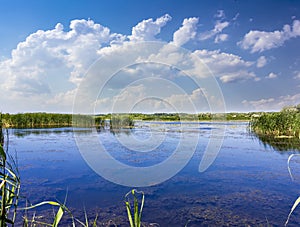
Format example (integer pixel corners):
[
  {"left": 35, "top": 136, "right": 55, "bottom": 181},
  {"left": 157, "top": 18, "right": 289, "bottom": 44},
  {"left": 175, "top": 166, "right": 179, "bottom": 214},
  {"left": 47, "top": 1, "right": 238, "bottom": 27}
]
[
  {"left": 110, "top": 114, "right": 134, "bottom": 129},
  {"left": 125, "top": 189, "right": 145, "bottom": 227},
  {"left": 0, "top": 116, "right": 20, "bottom": 226},
  {"left": 0, "top": 141, "right": 20, "bottom": 226},
  {"left": 250, "top": 106, "right": 300, "bottom": 139},
  {"left": 22, "top": 200, "right": 74, "bottom": 227},
  {"left": 285, "top": 154, "right": 300, "bottom": 226}
]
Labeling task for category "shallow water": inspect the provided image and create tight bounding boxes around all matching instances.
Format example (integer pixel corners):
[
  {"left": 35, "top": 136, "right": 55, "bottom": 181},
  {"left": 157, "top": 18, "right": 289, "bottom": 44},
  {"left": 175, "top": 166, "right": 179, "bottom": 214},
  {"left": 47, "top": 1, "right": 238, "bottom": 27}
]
[{"left": 7, "top": 122, "right": 300, "bottom": 226}]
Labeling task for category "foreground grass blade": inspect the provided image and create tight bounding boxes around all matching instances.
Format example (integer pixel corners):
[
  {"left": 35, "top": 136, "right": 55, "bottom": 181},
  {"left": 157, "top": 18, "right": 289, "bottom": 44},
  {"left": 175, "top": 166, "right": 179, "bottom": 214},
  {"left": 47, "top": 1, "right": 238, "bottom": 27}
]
[
  {"left": 125, "top": 189, "right": 145, "bottom": 227},
  {"left": 287, "top": 154, "right": 300, "bottom": 181},
  {"left": 285, "top": 196, "right": 300, "bottom": 226},
  {"left": 21, "top": 200, "right": 75, "bottom": 227},
  {"left": 53, "top": 206, "right": 64, "bottom": 227},
  {"left": 125, "top": 200, "right": 134, "bottom": 227}
]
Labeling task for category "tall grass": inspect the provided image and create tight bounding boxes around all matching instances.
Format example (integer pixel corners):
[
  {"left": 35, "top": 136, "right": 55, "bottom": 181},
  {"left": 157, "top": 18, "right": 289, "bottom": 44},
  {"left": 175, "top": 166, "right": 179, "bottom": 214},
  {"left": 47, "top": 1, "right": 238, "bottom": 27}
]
[
  {"left": 0, "top": 112, "right": 20, "bottom": 227},
  {"left": 250, "top": 109, "right": 300, "bottom": 138}
]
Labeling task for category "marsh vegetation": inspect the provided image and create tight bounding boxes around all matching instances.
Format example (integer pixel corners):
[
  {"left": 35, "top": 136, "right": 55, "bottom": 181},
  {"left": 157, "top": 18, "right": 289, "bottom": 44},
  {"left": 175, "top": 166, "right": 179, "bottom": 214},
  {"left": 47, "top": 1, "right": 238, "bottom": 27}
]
[
  {"left": 1, "top": 112, "right": 262, "bottom": 130},
  {"left": 250, "top": 105, "right": 300, "bottom": 138},
  {"left": 250, "top": 104, "right": 300, "bottom": 151}
]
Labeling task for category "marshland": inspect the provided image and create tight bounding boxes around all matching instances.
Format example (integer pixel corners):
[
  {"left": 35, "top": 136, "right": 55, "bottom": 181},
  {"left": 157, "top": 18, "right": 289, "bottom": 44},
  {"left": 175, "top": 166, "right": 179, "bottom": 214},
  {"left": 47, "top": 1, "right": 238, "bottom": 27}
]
[{"left": 1, "top": 105, "right": 300, "bottom": 226}]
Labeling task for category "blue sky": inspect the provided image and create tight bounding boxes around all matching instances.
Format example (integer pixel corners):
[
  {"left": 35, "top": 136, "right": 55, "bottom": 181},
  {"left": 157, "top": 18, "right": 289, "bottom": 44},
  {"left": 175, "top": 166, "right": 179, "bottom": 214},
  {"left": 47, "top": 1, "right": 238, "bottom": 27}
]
[{"left": 0, "top": 0, "right": 299, "bottom": 113}]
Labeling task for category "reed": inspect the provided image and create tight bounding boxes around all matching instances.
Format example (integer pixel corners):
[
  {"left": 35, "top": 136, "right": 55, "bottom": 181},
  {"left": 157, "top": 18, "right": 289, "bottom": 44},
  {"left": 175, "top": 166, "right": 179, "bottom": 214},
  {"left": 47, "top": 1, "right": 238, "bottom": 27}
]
[
  {"left": 0, "top": 140, "right": 20, "bottom": 226},
  {"left": 125, "top": 189, "right": 145, "bottom": 227},
  {"left": 250, "top": 107, "right": 300, "bottom": 139}
]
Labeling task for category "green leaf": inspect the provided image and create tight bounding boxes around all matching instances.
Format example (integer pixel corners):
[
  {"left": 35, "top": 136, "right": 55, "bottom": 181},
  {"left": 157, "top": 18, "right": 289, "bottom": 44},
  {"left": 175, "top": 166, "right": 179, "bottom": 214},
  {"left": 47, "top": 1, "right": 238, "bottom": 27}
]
[
  {"left": 92, "top": 214, "right": 98, "bottom": 227},
  {"left": 125, "top": 201, "right": 134, "bottom": 227},
  {"left": 53, "top": 206, "right": 64, "bottom": 227}
]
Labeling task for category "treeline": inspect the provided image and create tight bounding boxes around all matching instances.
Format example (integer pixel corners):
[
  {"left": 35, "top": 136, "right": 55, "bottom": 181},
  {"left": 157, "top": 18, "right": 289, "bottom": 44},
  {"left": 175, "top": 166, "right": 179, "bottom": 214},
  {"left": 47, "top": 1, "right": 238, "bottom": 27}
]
[{"left": 250, "top": 104, "right": 300, "bottom": 138}]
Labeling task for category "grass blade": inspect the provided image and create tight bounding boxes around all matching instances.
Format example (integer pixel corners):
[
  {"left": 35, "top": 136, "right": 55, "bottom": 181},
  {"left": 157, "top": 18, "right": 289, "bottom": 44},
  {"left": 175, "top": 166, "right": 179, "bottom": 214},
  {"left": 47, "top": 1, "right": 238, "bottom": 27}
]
[
  {"left": 52, "top": 206, "right": 64, "bottom": 227},
  {"left": 285, "top": 196, "right": 300, "bottom": 226},
  {"left": 125, "top": 201, "right": 134, "bottom": 227}
]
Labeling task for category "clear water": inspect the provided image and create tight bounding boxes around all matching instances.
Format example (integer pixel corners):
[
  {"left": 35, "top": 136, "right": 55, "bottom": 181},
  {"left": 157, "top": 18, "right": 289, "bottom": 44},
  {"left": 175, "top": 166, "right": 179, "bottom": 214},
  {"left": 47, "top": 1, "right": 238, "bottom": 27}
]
[{"left": 7, "top": 122, "right": 300, "bottom": 226}]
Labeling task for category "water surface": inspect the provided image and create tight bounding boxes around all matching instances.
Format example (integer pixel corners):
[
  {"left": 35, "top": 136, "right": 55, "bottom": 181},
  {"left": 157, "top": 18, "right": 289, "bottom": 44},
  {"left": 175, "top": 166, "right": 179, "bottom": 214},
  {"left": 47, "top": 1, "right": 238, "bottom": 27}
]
[{"left": 8, "top": 122, "right": 300, "bottom": 226}]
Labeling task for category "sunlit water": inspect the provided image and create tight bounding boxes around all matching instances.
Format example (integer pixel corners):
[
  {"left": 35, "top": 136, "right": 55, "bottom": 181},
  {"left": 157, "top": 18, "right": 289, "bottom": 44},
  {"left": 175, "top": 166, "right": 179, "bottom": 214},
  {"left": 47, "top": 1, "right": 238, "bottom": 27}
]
[{"left": 7, "top": 122, "right": 300, "bottom": 226}]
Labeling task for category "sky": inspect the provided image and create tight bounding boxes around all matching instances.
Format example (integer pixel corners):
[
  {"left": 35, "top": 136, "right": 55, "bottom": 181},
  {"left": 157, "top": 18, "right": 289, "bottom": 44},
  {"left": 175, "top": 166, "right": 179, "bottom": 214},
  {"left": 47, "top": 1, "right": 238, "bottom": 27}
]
[{"left": 0, "top": 0, "right": 299, "bottom": 113}]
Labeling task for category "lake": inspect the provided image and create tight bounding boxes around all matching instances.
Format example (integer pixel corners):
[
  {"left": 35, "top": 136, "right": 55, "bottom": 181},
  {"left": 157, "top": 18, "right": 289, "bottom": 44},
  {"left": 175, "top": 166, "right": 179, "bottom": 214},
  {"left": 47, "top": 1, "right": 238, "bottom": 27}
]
[{"left": 7, "top": 121, "right": 300, "bottom": 226}]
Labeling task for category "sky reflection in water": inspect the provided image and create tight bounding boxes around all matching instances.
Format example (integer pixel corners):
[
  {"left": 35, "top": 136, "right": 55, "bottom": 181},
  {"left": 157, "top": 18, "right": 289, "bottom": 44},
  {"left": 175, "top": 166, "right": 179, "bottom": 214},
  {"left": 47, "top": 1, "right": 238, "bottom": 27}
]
[{"left": 7, "top": 122, "right": 300, "bottom": 226}]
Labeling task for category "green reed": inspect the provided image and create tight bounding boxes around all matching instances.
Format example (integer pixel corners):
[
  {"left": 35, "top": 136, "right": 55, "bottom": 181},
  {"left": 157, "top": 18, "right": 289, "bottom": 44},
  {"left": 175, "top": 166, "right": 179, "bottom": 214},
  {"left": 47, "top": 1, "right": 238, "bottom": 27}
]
[
  {"left": 250, "top": 108, "right": 300, "bottom": 138},
  {"left": 125, "top": 189, "right": 145, "bottom": 227}
]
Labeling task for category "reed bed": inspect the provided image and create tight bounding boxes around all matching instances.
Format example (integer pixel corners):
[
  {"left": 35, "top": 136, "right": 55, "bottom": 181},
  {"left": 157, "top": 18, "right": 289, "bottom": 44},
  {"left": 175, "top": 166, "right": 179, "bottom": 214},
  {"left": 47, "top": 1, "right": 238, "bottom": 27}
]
[{"left": 250, "top": 108, "right": 300, "bottom": 139}]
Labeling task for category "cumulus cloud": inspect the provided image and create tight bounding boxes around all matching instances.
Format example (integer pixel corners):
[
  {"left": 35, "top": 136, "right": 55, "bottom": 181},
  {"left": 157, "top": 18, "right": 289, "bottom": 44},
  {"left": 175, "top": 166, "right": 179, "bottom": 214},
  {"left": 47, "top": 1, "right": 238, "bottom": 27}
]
[
  {"left": 239, "top": 19, "right": 300, "bottom": 53},
  {"left": 0, "top": 14, "right": 169, "bottom": 107},
  {"left": 129, "top": 14, "right": 171, "bottom": 41},
  {"left": 193, "top": 49, "right": 257, "bottom": 83},
  {"left": 0, "top": 18, "right": 117, "bottom": 97},
  {"left": 1, "top": 13, "right": 285, "bottom": 113},
  {"left": 256, "top": 56, "right": 267, "bottom": 68},
  {"left": 242, "top": 93, "right": 300, "bottom": 111},
  {"left": 172, "top": 17, "right": 199, "bottom": 46},
  {"left": 265, "top": 72, "right": 277, "bottom": 79}
]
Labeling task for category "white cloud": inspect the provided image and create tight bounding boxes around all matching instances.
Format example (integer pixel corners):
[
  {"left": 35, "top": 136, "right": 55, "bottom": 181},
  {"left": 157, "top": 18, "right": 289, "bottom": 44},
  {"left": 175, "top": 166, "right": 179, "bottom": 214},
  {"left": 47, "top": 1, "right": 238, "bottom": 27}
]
[
  {"left": 0, "top": 14, "right": 170, "bottom": 111},
  {"left": 0, "top": 18, "right": 118, "bottom": 97},
  {"left": 294, "top": 71, "right": 300, "bottom": 79},
  {"left": 165, "top": 88, "right": 209, "bottom": 112},
  {"left": 239, "top": 20, "right": 300, "bottom": 53},
  {"left": 220, "top": 71, "right": 258, "bottom": 83},
  {"left": 193, "top": 49, "right": 257, "bottom": 83},
  {"left": 214, "top": 10, "right": 225, "bottom": 19},
  {"left": 199, "top": 21, "right": 229, "bottom": 41},
  {"left": 129, "top": 14, "right": 171, "bottom": 41},
  {"left": 2, "top": 13, "right": 293, "bottom": 113},
  {"left": 242, "top": 93, "right": 300, "bottom": 111},
  {"left": 256, "top": 56, "right": 267, "bottom": 68},
  {"left": 172, "top": 17, "right": 199, "bottom": 46},
  {"left": 95, "top": 82, "right": 211, "bottom": 113},
  {"left": 214, "top": 34, "right": 228, "bottom": 43},
  {"left": 265, "top": 72, "right": 277, "bottom": 79},
  {"left": 232, "top": 13, "right": 240, "bottom": 21}
]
